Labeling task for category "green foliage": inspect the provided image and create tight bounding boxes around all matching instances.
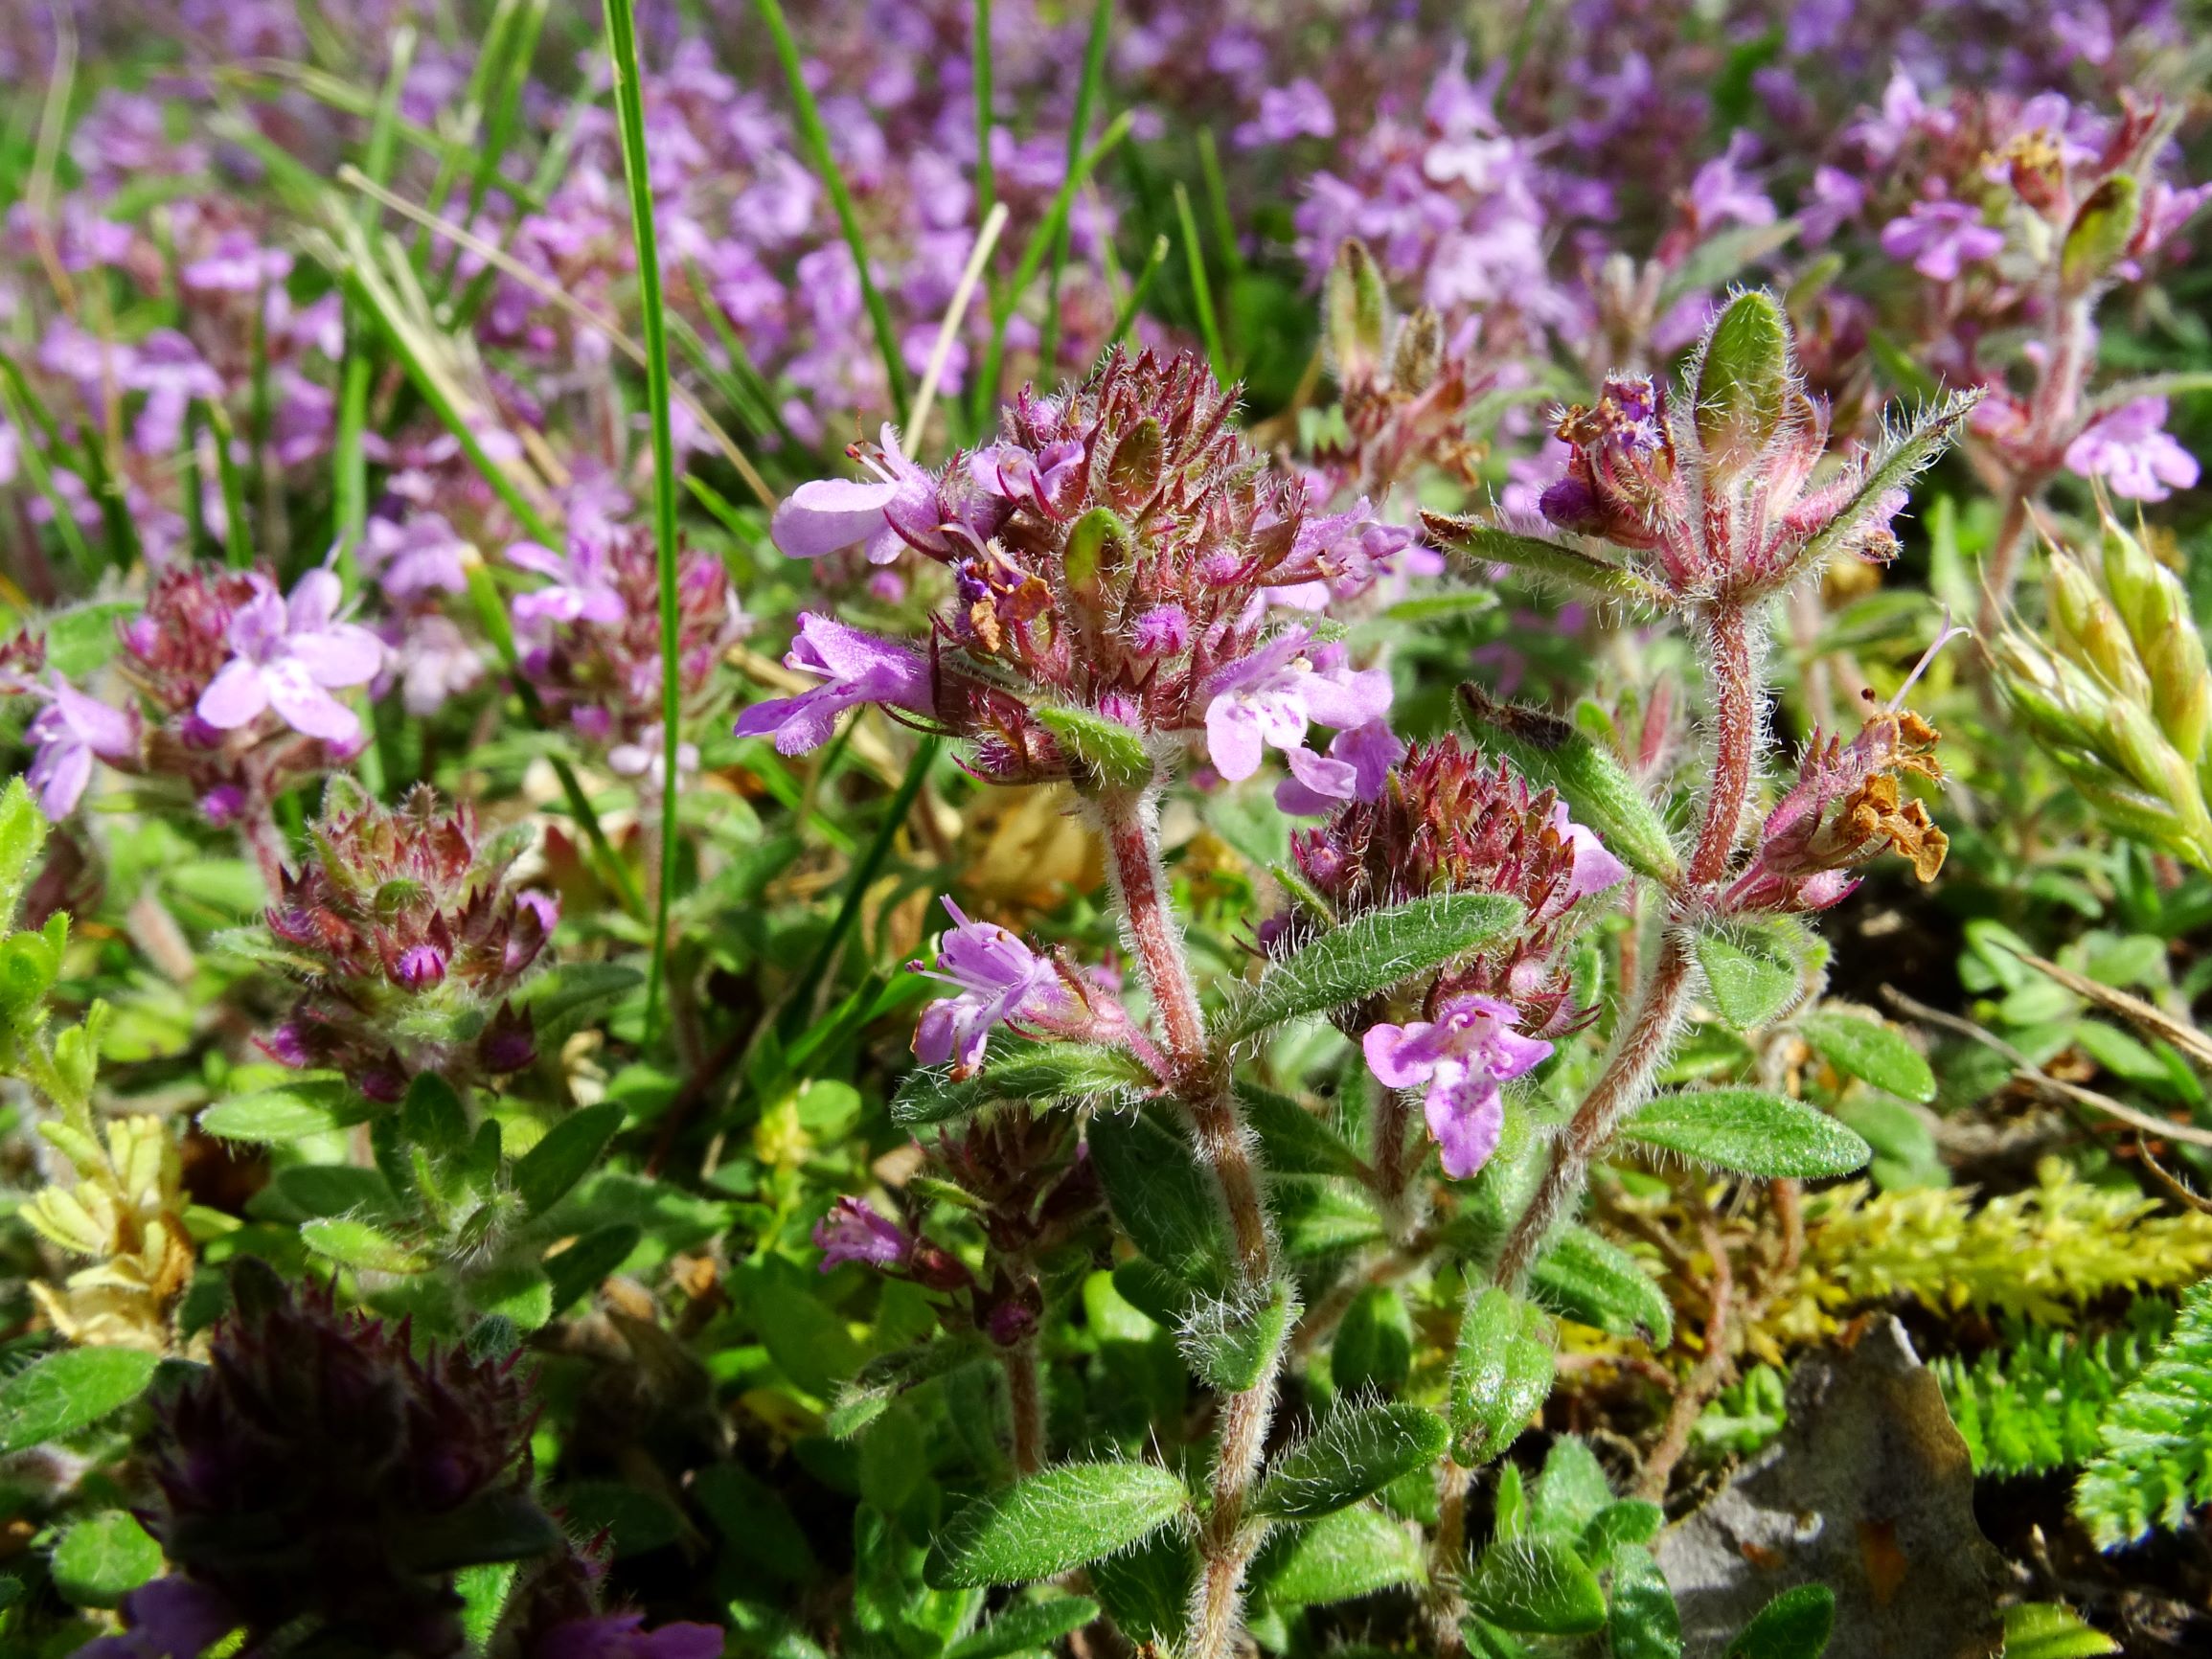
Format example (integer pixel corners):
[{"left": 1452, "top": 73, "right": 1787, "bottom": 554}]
[
  {"left": 1450, "top": 1288, "right": 1554, "bottom": 1466},
  {"left": 0, "top": 1348, "right": 160, "bottom": 1454},
  {"left": 1722, "top": 1585, "right": 1836, "bottom": 1659},
  {"left": 1252, "top": 1402, "right": 1448, "bottom": 1520},
  {"left": 2076, "top": 1280, "right": 2212, "bottom": 1549},
  {"left": 1935, "top": 1304, "right": 2170, "bottom": 1477},
  {"left": 1620, "top": 1088, "right": 1872, "bottom": 1178},
  {"left": 924, "top": 1463, "right": 1190, "bottom": 1588}
]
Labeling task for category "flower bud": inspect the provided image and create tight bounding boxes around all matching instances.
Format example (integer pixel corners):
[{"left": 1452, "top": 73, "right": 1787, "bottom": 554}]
[
  {"left": 1325, "top": 238, "right": 1389, "bottom": 388},
  {"left": 1694, "top": 289, "right": 1794, "bottom": 474},
  {"left": 2062, "top": 174, "right": 2141, "bottom": 295}
]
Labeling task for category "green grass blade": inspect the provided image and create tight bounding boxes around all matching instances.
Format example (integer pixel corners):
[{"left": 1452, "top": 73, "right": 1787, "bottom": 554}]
[
  {"left": 1173, "top": 181, "right": 1226, "bottom": 381},
  {"left": 1197, "top": 128, "right": 1240, "bottom": 278},
  {"left": 973, "top": 0, "right": 995, "bottom": 236},
  {"left": 197, "top": 398, "right": 254, "bottom": 570},
  {"left": 0, "top": 371, "right": 99, "bottom": 580},
  {"left": 1038, "top": 0, "right": 1114, "bottom": 375},
  {"left": 1108, "top": 233, "right": 1170, "bottom": 348},
  {"left": 754, "top": 0, "right": 912, "bottom": 412},
  {"left": 603, "top": 0, "right": 686, "bottom": 1043}
]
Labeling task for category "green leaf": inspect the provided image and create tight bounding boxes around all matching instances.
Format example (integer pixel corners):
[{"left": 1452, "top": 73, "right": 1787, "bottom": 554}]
[
  {"left": 1223, "top": 892, "right": 1523, "bottom": 1043},
  {"left": 1723, "top": 1584, "right": 1836, "bottom": 1659},
  {"left": 946, "top": 1595, "right": 1102, "bottom": 1659},
  {"left": 1332, "top": 1284, "right": 1415, "bottom": 1397},
  {"left": 1035, "top": 702, "right": 1154, "bottom": 790},
  {"left": 0, "top": 1347, "right": 159, "bottom": 1452},
  {"left": 1239, "top": 1079, "right": 1369, "bottom": 1179},
  {"left": 402, "top": 1072, "right": 470, "bottom": 1155},
  {"left": 1605, "top": 1546, "right": 1682, "bottom": 1659},
  {"left": 2000, "top": 1603, "right": 2120, "bottom": 1659},
  {"left": 1254, "top": 1403, "right": 1448, "bottom": 1521},
  {"left": 543, "top": 1222, "right": 639, "bottom": 1313},
  {"left": 302, "top": 1217, "right": 431, "bottom": 1275},
  {"left": 1468, "top": 1536, "right": 1608, "bottom": 1635},
  {"left": 1796, "top": 1013, "right": 1935, "bottom": 1102},
  {"left": 200, "top": 1076, "right": 366, "bottom": 1143},
  {"left": 1252, "top": 1504, "right": 1424, "bottom": 1606},
  {"left": 542, "top": 1481, "right": 679, "bottom": 1558},
  {"left": 1529, "top": 1437, "right": 1612, "bottom": 1539},
  {"left": 1089, "top": 1109, "right": 1234, "bottom": 1294},
  {"left": 1088, "top": 1528, "right": 1195, "bottom": 1649},
  {"left": 826, "top": 1335, "right": 990, "bottom": 1439},
  {"left": 513, "top": 1102, "right": 625, "bottom": 1216},
  {"left": 924, "top": 1463, "right": 1189, "bottom": 1589},
  {"left": 45, "top": 602, "right": 138, "bottom": 678},
  {"left": 1696, "top": 925, "right": 1806, "bottom": 1030},
  {"left": 1621, "top": 1089, "right": 1871, "bottom": 1178},
  {"left": 1585, "top": 1500, "right": 1665, "bottom": 1568},
  {"left": 520, "top": 963, "right": 643, "bottom": 1048},
  {"left": 746, "top": 1269, "right": 864, "bottom": 1399},
  {"left": 1181, "top": 1282, "right": 1299, "bottom": 1393},
  {"left": 1767, "top": 389, "right": 1978, "bottom": 597},
  {"left": 2063, "top": 175, "right": 2140, "bottom": 293},
  {"left": 1458, "top": 684, "right": 1679, "bottom": 885},
  {"left": 50, "top": 1511, "right": 162, "bottom": 1607},
  {"left": 893, "top": 1043, "right": 1158, "bottom": 1126},
  {"left": 0, "top": 779, "right": 47, "bottom": 922},
  {"left": 1421, "top": 513, "right": 1667, "bottom": 606},
  {"left": 1528, "top": 1225, "right": 1674, "bottom": 1346},
  {"left": 1450, "top": 1288, "right": 1554, "bottom": 1466},
  {"left": 693, "top": 1464, "right": 817, "bottom": 1585},
  {"left": 269, "top": 1164, "right": 395, "bottom": 1220},
  {"left": 1694, "top": 290, "right": 1792, "bottom": 467},
  {"left": 1323, "top": 238, "right": 1388, "bottom": 382}
]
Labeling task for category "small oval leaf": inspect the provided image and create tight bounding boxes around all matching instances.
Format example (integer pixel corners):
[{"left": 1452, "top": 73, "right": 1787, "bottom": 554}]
[
  {"left": 1621, "top": 1089, "right": 1871, "bottom": 1178},
  {"left": 924, "top": 1463, "right": 1189, "bottom": 1589}
]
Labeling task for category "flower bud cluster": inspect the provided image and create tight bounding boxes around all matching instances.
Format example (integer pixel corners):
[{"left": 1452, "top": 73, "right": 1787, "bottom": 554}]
[
  {"left": 1995, "top": 504, "right": 2212, "bottom": 870},
  {"left": 262, "top": 782, "right": 556, "bottom": 1100},
  {"left": 23, "top": 1105, "right": 194, "bottom": 1353}
]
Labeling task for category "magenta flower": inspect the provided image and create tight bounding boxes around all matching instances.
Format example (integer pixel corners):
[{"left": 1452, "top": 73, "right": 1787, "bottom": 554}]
[
  {"left": 1551, "top": 802, "right": 1631, "bottom": 899},
  {"left": 1879, "top": 199, "right": 2004, "bottom": 282},
  {"left": 769, "top": 425, "right": 933, "bottom": 563},
  {"left": 526, "top": 1613, "right": 725, "bottom": 1659},
  {"left": 1685, "top": 131, "right": 1777, "bottom": 233},
  {"left": 2064, "top": 398, "right": 2201, "bottom": 502},
  {"left": 26, "top": 679, "right": 137, "bottom": 818},
  {"left": 813, "top": 1195, "right": 912, "bottom": 1272},
  {"left": 1239, "top": 78, "right": 1334, "bottom": 148},
  {"left": 910, "top": 898, "right": 1069, "bottom": 1075},
  {"left": 1276, "top": 719, "right": 1406, "bottom": 816},
  {"left": 734, "top": 613, "right": 933, "bottom": 755},
  {"left": 195, "top": 571, "right": 383, "bottom": 745},
  {"left": 507, "top": 537, "right": 624, "bottom": 628},
  {"left": 1361, "top": 994, "right": 1555, "bottom": 1179},
  {"left": 1202, "top": 633, "right": 1395, "bottom": 784}
]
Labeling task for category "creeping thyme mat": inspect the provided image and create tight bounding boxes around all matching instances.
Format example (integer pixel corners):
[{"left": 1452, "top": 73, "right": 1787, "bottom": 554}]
[{"left": 1, "top": 4, "right": 2210, "bottom": 1657}]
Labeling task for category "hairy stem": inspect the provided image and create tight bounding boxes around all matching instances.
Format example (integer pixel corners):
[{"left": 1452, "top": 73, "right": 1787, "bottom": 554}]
[
  {"left": 1689, "top": 602, "right": 1760, "bottom": 886},
  {"left": 1095, "top": 787, "right": 1278, "bottom": 1659},
  {"left": 1003, "top": 1337, "right": 1044, "bottom": 1477},
  {"left": 1426, "top": 1456, "right": 1472, "bottom": 1654}
]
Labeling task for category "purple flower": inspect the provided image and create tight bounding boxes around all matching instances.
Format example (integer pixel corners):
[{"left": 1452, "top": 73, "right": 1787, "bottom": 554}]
[
  {"left": 26, "top": 679, "right": 137, "bottom": 817},
  {"left": 813, "top": 1195, "right": 911, "bottom": 1272},
  {"left": 195, "top": 570, "right": 384, "bottom": 744},
  {"left": 527, "top": 1612, "right": 725, "bottom": 1659},
  {"left": 1880, "top": 199, "right": 2004, "bottom": 282},
  {"left": 1275, "top": 719, "right": 1406, "bottom": 816},
  {"left": 1687, "top": 132, "right": 1777, "bottom": 232},
  {"left": 769, "top": 426, "right": 933, "bottom": 563},
  {"left": 393, "top": 944, "right": 447, "bottom": 990},
  {"left": 1238, "top": 78, "right": 1334, "bottom": 148},
  {"left": 507, "top": 537, "right": 623, "bottom": 628},
  {"left": 1800, "top": 165, "right": 1866, "bottom": 244},
  {"left": 75, "top": 1577, "right": 240, "bottom": 1659},
  {"left": 1202, "top": 633, "right": 1394, "bottom": 783},
  {"left": 733, "top": 613, "right": 933, "bottom": 755},
  {"left": 1361, "top": 994, "right": 1554, "bottom": 1179},
  {"left": 2064, "top": 398, "right": 2201, "bottom": 502},
  {"left": 969, "top": 438, "right": 1086, "bottom": 516},
  {"left": 1551, "top": 803, "right": 1630, "bottom": 899},
  {"left": 909, "top": 898, "right": 1067, "bottom": 1075},
  {"left": 363, "top": 511, "right": 471, "bottom": 601}
]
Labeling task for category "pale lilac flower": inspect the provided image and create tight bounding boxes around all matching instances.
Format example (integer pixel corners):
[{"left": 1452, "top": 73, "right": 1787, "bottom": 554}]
[
  {"left": 969, "top": 438, "right": 1086, "bottom": 515},
  {"left": 733, "top": 613, "right": 932, "bottom": 755},
  {"left": 1202, "top": 633, "right": 1394, "bottom": 783},
  {"left": 608, "top": 724, "right": 700, "bottom": 790},
  {"left": 1275, "top": 719, "right": 1406, "bottom": 816},
  {"left": 390, "top": 614, "right": 485, "bottom": 716},
  {"left": 1552, "top": 802, "right": 1631, "bottom": 899},
  {"left": 909, "top": 898, "right": 1067, "bottom": 1075},
  {"left": 181, "top": 232, "right": 291, "bottom": 295},
  {"left": 1880, "top": 199, "right": 2004, "bottom": 282},
  {"left": 1849, "top": 67, "right": 1950, "bottom": 162},
  {"left": 26, "top": 681, "right": 137, "bottom": 818},
  {"left": 195, "top": 571, "right": 383, "bottom": 744},
  {"left": 1361, "top": 993, "right": 1555, "bottom": 1179},
  {"left": 2064, "top": 398, "right": 2201, "bottom": 501},
  {"left": 769, "top": 425, "right": 933, "bottom": 563},
  {"left": 1800, "top": 166, "right": 1866, "bottom": 244},
  {"left": 1687, "top": 132, "right": 1777, "bottom": 232},
  {"left": 507, "top": 537, "right": 623, "bottom": 628},
  {"left": 1238, "top": 79, "right": 1334, "bottom": 148},
  {"left": 364, "top": 511, "right": 471, "bottom": 601},
  {"left": 813, "top": 1195, "right": 911, "bottom": 1272}
]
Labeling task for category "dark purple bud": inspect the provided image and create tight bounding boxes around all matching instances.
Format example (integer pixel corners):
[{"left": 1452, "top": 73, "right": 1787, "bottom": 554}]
[
  {"left": 199, "top": 784, "right": 246, "bottom": 826},
  {"left": 394, "top": 944, "right": 448, "bottom": 990},
  {"left": 478, "top": 1003, "right": 537, "bottom": 1074},
  {"left": 985, "top": 1299, "right": 1038, "bottom": 1347}
]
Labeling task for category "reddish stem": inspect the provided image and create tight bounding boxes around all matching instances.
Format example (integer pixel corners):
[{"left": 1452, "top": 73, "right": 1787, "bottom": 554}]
[{"left": 1689, "top": 602, "right": 1759, "bottom": 887}]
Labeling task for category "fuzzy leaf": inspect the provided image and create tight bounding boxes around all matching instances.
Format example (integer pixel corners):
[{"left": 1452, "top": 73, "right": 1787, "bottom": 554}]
[
  {"left": 543, "top": 1222, "right": 640, "bottom": 1314},
  {"left": 1583, "top": 1501, "right": 1666, "bottom": 1568},
  {"left": 946, "top": 1596, "right": 1103, "bottom": 1659},
  {"left": 1468, "top": 1536, "right": 1608, "bottom": 1635},
  {"left": 1695, "top": 290, "right": 1792, "bottom": 466},
  {"left": 1450, "top": 1288, "right": 1555, "bottom": 1466},
  {"left": 2000, "top": 1603, "right": 2120, "bottom": 1659},
  {"left": 1089, "top": 1109, "right": 1235, "bottom": 1293},
  {"left": 1253, "top": 1504, "right": 1423, "bottom": 1606},
  {"left": 51, "top": 1511, "right": 162, "bottom": 1608},
  {"left": 1181, "top": 1281, "right": 1299, "bottom": 1393},
  {"left": 2063, "top": 175, "right": 2140, "bottom": 293},
  {"left": 1722, "top": 1585, "right": 1836, "bottom": 1659},
  {"left": 513, "top": 1102, "right": 625, "bottom": 1216},
  {"left": 0, "top": 1347, "right": 160, "bottom": 1453},
  {"left": 198, "top": 1075, "right": 365, "bottom": 1143},
  {"left": 828, "top": 1334, "right": 991, "bottom": 1439},
  {"left": 1088, "top": 1528, "right": 1195, "bottom": 1649},
  {"left": 1035, "top": 702, "right": 1153, "bottom": 790},
  {"left": 1530, "top": 1436, "right": 1613, "bottom": 1539},
  {"left": 1223, "top": 892, "right": 1523, "bottom": 1043},
  {"left": 1332, "top": 1284, "right": 1415, "bottom": 1397},
  {"left": 1421, "top": 512, "right": 1667, "bottom": 606},
  {"left": 1769, "top": 389, "right": 1979, "bottom": 595},
  {"left": 1796, "top": 1013, "right": 1935, "bottom": 1103},
  {"left": 1459, "top": 684, "right": 1679, "bottom": 884},
  {"left": 1324, "top": 238, "right": 1388, "bottom": 380},
  {"left": 302, "top": 1216, "right": 431, "bottom": 1275},
  {"left": 1528, "top": 1225, "right": 1675, "bottom": 1346},
  {"left": 1254, "top": 1403, "right": 1448, "bottom": 1521},
  {"left": 1606, "top": 1546, "right": 1683, "bottom": 1659},
  {"left": 0, "top": 779, "right": 46, "bottom": 923},
  {"left": 1696, "top": 925, "right": 1806, "bottom": 1030},
  {"left": 893, "top": 1043, "right": 1158, "bottom": 1126},
  {"left": 924, "top": 1463, "right": 1189, "bottom": 1589},
  {"left": 1239, "top": 1079, "right": 1369, "bottom": 1178},
  {"left": 44, "top": 602, "right": 138, "bottom": 679},
  {"left": 1621, "top": 1089, "right": 1871, "bottom": 1178},
  {"left": 520, "top": 963, "right": 643, "bottom": 1048}
]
